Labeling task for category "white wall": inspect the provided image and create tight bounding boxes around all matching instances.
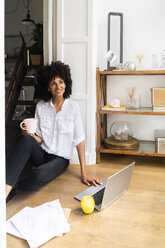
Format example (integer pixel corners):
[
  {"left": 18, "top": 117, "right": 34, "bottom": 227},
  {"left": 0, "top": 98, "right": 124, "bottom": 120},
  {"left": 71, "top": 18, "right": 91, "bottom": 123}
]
[
  {"left": 97, "top": 0, "right": 165, "bottom": 70},
  {"left": 96, "top": 0, "right": 165, "bottom": 141}
]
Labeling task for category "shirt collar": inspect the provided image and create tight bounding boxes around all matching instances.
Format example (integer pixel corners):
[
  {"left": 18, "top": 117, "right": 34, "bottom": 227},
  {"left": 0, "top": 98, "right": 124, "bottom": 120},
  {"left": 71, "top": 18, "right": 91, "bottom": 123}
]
[{"left": 49, "top": 98, "right": 68, "bottom": 109}]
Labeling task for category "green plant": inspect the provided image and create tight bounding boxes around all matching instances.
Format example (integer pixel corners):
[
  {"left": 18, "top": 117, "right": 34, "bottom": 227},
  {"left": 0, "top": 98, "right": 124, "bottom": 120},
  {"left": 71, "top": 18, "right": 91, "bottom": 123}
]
[{"left": 28, "top": 23, "right": 43, "bottom": 55}]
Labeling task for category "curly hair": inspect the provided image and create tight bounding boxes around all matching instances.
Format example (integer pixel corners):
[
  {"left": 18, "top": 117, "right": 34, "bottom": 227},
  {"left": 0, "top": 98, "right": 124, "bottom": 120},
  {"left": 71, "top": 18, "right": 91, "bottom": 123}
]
[{"left": 36, "top": 61, "right": 72, "bottom": 101}]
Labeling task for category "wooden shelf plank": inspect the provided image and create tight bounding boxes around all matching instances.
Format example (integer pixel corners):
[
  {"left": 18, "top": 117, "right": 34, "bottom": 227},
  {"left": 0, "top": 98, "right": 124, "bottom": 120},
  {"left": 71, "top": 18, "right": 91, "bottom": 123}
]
[
  {"left": 99, "top": 70, "right": 165, "bottom": 75},
  {"left": 100, "top": 107, "right": 165, "bottom": 116},
  {"left": 100, "top": 140, "right": 165, "bottom": 157}
]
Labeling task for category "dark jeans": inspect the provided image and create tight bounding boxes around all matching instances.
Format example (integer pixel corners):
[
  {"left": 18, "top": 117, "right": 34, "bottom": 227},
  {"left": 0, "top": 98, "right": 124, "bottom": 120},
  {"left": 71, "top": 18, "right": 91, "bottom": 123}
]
[{"left": 6, "top": 135, "right": 69, "bottom": 190}]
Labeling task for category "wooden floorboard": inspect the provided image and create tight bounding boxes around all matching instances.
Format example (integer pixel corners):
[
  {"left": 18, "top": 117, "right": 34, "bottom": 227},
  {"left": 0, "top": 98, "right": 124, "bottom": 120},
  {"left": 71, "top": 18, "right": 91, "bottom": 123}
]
[{"left": 6, "top": 154, "right": 165, "bottom": 248}]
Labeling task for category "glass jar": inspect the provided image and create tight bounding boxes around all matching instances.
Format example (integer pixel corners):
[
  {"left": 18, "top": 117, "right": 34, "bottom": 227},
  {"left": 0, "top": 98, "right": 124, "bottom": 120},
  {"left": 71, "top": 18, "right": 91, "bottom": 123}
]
[
  {"left": 110, "top": 121, "right": 133, "bottom": 142},
  {"left": 124, "top": 61, "right": 136, "bottom": 71},
  {"left": 160, "top": 50, "right": 165, "bottom": 68},
  {"left": 152, "top": 50, "right": 165, "bottom": 69}
]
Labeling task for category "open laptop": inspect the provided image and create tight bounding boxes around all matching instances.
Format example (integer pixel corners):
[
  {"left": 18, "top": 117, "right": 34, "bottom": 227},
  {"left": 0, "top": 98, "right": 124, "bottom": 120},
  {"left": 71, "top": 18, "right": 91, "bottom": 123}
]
[{"left": 74, "top": 162, "right": 135, "bottom": 211}]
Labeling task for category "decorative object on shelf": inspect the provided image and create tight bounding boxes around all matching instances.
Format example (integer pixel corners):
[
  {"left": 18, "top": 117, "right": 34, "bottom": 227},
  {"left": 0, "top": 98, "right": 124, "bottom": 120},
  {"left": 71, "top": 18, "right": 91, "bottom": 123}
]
[
  {"left": 116, "top": 63, "right": 123, "bottom": 70},
  {"left": 102, "top": 105, "right": 126, "bottom": 111},
  {"left": 152, "top": 53, "right": 159, "bottom": 69},
  {"left": 126, "top": 87, "right": 139, "bottom": 109},
  {"left": 136, "top": 54, "right": 144, "bottom": 70},
  {"left": 151, "top": 87, "right": 165, "bottom": 105},
  {"left": 153, "top": 105, "right": 165, "bottom": 112},
  {"left": 124, "top": 61, "right": 136, "bottom": 71},
  {"left": 126, "top": 87, "right": 135, "bottom": 109},
  {"left": 102, "top": 99, "right": 126, "bottom": 111},
  {"left": 152, "top": 50, "right": 165, "bottom": 69},
  {"left": 107, "top": 12, "right": 123, "bottom": 71},
  {"left": 111, "top": 99, "right": 120, "bottom": 108},
  {"left": 103, "top": 121, "right": 139, "bottom": 150},
  {"left": 154, "top": 129, "right": 165, "bottom": 154},
  {"left": 105, "top": 50, "right": 117, "bottom": 66},
  {"left": 159, "top": 50, "right": 165, "bottom": 68},
  {"left": 151, "top": 87, "right": 165, "bottom": 112},
  {"left": 104, "top": 136, "right": 139, "bottom": 150},
  {"left": 110, "top": 121, "right": 133, "bottom": 142}
]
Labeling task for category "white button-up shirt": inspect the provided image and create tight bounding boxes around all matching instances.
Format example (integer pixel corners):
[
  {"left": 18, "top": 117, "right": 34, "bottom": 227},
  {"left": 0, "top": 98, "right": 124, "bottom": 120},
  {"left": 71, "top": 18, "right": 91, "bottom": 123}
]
[{"left": 35, "top": 98, "right": 85, "bottom": 159}]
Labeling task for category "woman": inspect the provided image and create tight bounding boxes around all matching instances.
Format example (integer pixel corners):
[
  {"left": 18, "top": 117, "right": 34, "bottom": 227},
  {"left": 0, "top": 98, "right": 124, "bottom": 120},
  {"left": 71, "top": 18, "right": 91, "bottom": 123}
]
[{"left": 6, "top": 61, "right": 101, "bottom": 198}]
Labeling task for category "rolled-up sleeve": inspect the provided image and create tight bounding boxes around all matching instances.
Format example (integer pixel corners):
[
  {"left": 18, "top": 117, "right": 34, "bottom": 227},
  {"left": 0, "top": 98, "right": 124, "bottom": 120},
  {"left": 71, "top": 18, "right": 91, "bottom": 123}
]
[{"left": 72, "top": 103, "right": 85, "bottom": 146}]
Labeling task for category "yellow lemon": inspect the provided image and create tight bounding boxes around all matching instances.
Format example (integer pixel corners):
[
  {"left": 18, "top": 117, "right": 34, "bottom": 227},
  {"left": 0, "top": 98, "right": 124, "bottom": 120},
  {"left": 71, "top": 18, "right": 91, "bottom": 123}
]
[{"left": 81, "top": 195, "right": 95, "bottom": 214}]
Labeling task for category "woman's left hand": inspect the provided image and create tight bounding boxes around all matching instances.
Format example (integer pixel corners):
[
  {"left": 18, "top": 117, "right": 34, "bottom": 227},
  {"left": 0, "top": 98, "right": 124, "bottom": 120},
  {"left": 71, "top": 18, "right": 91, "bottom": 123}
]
[{"left": 81, "top": 175, "right": 102, "bottom": 186}]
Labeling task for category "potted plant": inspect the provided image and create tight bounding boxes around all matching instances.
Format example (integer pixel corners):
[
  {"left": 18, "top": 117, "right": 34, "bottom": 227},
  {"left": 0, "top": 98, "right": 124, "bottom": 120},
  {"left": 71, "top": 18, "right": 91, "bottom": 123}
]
[{"left": 28, "top": 23, "right": 43, "bottom": 65}]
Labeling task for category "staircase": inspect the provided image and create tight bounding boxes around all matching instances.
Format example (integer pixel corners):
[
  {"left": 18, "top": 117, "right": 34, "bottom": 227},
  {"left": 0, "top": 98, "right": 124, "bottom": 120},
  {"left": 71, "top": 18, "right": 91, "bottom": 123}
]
[{"left": 5, "top": 33, "right": 38, "bottom": 152}]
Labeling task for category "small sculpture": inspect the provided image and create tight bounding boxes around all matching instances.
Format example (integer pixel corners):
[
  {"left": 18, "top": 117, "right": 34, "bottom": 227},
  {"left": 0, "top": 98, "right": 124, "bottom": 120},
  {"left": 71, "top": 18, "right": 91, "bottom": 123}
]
[{"left": 111, "top": 99, "right": 120, "bottom": 108}]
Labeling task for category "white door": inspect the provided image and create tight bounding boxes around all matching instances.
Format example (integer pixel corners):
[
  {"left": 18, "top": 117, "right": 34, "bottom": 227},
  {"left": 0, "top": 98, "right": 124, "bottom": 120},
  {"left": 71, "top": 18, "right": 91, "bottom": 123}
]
[{"left": 56, "top": 0, "right": 97, "bottom": 164}]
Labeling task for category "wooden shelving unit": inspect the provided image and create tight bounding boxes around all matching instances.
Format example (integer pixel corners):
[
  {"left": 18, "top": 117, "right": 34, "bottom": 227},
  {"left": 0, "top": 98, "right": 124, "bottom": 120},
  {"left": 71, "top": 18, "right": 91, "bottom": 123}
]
[{"left": 96, "top": 68, "right": 165, "bottom": 163}]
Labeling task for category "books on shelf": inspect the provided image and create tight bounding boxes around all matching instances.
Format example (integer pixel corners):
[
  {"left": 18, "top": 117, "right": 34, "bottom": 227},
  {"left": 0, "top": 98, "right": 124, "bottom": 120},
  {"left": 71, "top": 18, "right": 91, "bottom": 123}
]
[
  {"left": 153, "top": 105, "right": 165, "bottom": 112},
  {"left": 102, "top": 105, "right": 126, "bottom": 111}
]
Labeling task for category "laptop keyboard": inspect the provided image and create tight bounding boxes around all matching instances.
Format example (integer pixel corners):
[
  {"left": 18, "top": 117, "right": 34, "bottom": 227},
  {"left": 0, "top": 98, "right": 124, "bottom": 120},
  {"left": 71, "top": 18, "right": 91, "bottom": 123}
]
[{"left": 92, "top": 187, "right": 105, "bottom": 206}]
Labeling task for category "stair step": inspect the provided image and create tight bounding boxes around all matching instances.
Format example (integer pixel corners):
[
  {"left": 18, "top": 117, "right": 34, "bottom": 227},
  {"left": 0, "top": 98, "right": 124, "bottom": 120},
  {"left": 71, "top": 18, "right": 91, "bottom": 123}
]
[
  {"left": 15, "top": 100, "right": 35, "bottom": 105},
  {"left": 6, "top": 77, "right": 36, "bottom": 86},
  {"left": 19, "top": 78, "right": 37, "bottom": 86},
  {"left": 20, "top": 81, "right": 36, "bottom": 86}
]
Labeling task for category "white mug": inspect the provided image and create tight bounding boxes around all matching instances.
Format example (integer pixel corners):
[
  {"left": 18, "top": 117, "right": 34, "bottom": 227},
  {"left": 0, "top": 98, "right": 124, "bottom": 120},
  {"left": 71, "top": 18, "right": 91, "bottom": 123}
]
[{"left": 20, "top": 118, "right": 38, "bottom": 134}]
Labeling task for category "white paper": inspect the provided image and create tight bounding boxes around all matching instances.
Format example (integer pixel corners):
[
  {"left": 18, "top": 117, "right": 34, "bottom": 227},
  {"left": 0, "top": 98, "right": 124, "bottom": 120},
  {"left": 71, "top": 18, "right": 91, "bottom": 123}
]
[
  {"left": 6, "top": 219, "right": 24, "bottom": 239},
  {"left": 7, "top": 200, "right": 70, "bottom": 248}
]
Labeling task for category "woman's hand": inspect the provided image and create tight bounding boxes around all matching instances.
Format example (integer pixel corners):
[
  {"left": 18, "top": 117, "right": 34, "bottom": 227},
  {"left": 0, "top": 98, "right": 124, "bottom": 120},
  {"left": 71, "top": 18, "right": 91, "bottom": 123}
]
[
  {"left": 81, "top": 174, "right": 102, "bottom": 186},
  {"left": 20, "top": 121, "right": 42, "bottom": 144},
  {"left": 76, "top": 141, "right": 102, "bottom": 187}
]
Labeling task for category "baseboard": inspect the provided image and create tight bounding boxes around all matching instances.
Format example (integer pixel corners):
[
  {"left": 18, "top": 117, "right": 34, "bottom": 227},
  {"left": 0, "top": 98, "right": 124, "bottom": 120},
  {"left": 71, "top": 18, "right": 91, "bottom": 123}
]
[{"left": 70, "top": 151, "right": 96, "bottom": 165}]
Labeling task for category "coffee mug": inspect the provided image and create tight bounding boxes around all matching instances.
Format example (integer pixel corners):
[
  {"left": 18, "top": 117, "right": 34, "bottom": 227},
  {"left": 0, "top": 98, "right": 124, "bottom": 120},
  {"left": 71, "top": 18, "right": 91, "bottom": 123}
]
[{"left": 20, "top": 118, "right": 38, "bottom": 134}]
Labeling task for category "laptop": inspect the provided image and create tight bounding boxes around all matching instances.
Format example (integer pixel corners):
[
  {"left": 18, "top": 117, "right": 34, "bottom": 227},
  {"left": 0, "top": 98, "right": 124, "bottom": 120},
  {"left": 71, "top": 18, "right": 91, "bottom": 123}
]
[{"left": 74, "top": 162, "right": 135, "bottom": 211}]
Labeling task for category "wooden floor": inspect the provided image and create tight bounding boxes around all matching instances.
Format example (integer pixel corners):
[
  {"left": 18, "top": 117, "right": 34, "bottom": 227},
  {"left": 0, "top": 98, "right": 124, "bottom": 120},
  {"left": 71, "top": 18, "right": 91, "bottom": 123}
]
[{"left": 6, "top": 154, "right": 165, "bottom": 248}]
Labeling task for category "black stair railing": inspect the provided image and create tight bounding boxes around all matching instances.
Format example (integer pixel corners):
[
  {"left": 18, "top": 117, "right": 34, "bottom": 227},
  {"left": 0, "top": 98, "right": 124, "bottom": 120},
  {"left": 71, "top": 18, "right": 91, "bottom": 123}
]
[{"left": 5, "top": 32, "right": 28, "bottom": 121}]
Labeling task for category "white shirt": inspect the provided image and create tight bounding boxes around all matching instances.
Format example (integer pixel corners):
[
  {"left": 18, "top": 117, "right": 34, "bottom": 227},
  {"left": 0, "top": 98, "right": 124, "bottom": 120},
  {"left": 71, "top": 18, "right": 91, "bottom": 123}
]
[{"left": 35, "top": 98, "right": 85, "bottom": 159}]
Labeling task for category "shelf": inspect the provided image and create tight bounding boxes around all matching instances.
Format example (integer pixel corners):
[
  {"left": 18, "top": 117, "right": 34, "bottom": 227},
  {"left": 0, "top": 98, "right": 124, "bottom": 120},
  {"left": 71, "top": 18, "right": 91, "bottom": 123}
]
[
  {"left": 96, "top": 67, "right": 165, "bottom": 163},
  {"left": 100, "top": 140, "right": 165, "bottom": 157},
  {"left": 100, "top": 107, "right": 165, "bottom": 116},
  {"left": 98, "top": 70, "right": 165, "bottom": 75}
]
